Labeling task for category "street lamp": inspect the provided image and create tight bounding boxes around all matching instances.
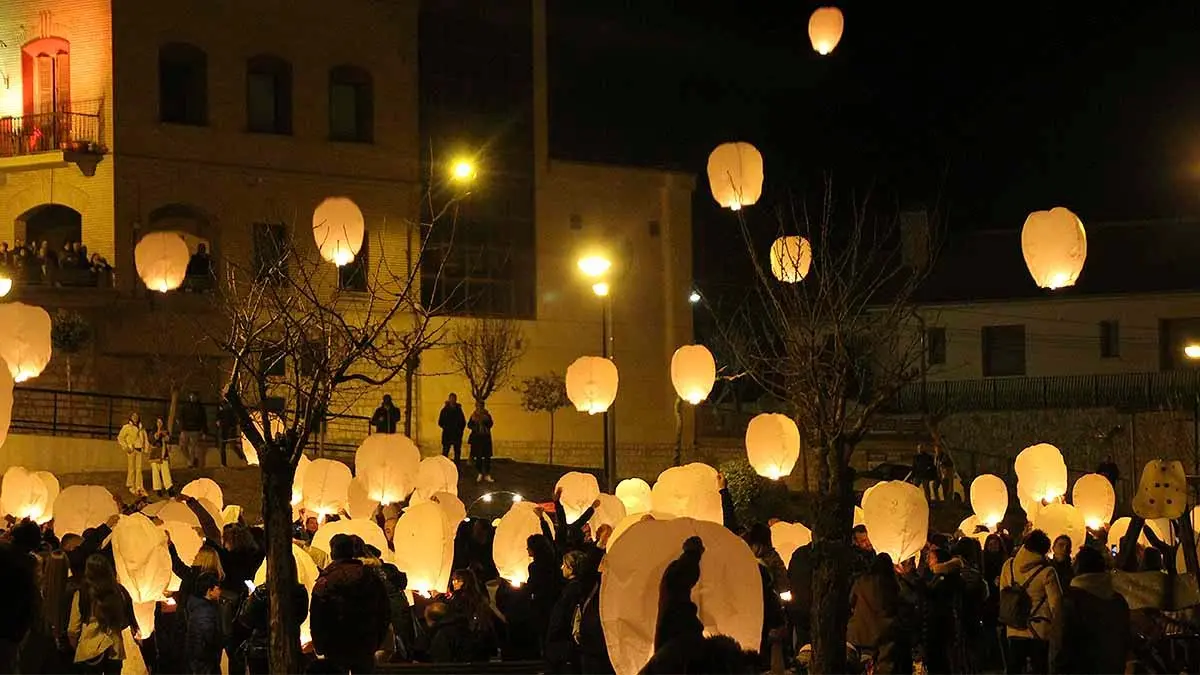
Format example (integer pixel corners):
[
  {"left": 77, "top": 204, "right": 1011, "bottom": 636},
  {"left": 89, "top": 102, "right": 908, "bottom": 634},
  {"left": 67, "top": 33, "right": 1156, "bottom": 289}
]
[
  {"left": 1187, "top": 344, "right": 1200, "bottom": 360},
  {"left": 450, "top": 157, "right": 477, "bottom": 183},
  {"left": 578, "top": 253, "right": 617, "bottom": 491},
  {"left": 688, "top": 290, "right": 701, "bottom": 304}
]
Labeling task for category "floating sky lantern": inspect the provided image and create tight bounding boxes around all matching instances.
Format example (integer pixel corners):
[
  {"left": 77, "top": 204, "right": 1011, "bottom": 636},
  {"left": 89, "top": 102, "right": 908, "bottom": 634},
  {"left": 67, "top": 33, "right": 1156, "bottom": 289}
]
[
  {"left": 566, "top": 356, "right": 619, "bottom": 415},
  {"left": 745, "top": 413, "right": 801, "bottom": 480},
  {"left": 312, "top": 197, "right": 365, "bottom": 267},
  {"left": 615, "top": 478, "right": 652, "bottom": 516},
  {"left": 770, "top": 521, "right": 812, "bottom": 564},
  {"left": 862, "top": 480, "right": 928, "bottom": 563},
  {"left": 301, "top": 459, "right": 353, "bottom": 518},
  {"left": 670, "top": 345, "right": 717, "bottom": 405},
  {"left": 111, "top": 514, "right": 172, "bottom": 638},
  {"left": 706, "top": 142, "right": 763, "bottom": 211},
  {"left": 650, "top": 463, "right": 723, "bottom": 524},
  {"left": 808, "top": 7, "right": 845, "bottom": 55},
  {"left": 355, "top": 433, "right": 421, "bottom": 504},
  {"left": 53, "top": 485, "right": 118, "bottom": 537},
  {"left": 0, "top": 303, "right": 52, "bottom": 383},
  {"left": 411, "top": 456, "right": 459, "bottom": 503},
  {"left": 1015, "top": 443, "right": 1069, "bottom": 506},
  {"left": 134, "top": 231, "right": 190, "bottom": 293},
  {"left": 969, "top": 474, "right": 1009, "bottom": 528},
  {"left": 494, "top": 502, "right": 546, "bottom": 586},
  {"left": 391, "top": 501, "right": 455, "bottom": 595},
  {"left": 769, "top": 236, "right": 813, "bottom": 283},
  {"left": 1072, "top": 473, "right": 1116, "bottom": 529},
  {"left": 555, "top": 472, "right": 602, "bottom": 524},
  {"left": 1020, "top": 207, "right": 1087, "bottom": 290}
]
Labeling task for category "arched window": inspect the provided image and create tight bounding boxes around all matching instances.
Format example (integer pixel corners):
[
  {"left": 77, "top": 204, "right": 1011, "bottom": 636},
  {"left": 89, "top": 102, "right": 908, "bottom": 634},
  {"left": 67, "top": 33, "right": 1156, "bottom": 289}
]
[
  {"left": 246, "top": 55, "right": 292, "bottom": 135},
  {"left": 159, "top": 43, "right": 208, "bottom": 126},
  {"left": 329, "top": 65, "right": 373, "bottom": 142},
  {"left": 21, "top": 37, "right": 70, "bottom": 117},
  {"left": 148, "top": 203, "right": 215, "bottom": 291}
]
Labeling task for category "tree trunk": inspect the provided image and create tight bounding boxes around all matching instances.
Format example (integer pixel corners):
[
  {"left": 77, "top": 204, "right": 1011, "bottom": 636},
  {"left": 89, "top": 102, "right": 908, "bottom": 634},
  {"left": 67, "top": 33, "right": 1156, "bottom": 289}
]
[
  {"left": 262, "top": 449, "right": 302, "bottom": 674},
  {"left": 548, "top": 411, "right": 555, "bottom": 464},
  {"left": 808, "top": 441, "right": 854, "bottom": 674},
  {"left": 673, "top": 397, "right": 683, "bottom": 466}
]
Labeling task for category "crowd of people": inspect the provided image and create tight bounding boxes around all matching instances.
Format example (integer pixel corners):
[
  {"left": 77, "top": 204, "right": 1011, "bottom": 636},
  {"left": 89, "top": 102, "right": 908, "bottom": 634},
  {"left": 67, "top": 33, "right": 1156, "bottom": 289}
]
[{"left": 0, "top": 239, "right": 113, "bottom": 287}]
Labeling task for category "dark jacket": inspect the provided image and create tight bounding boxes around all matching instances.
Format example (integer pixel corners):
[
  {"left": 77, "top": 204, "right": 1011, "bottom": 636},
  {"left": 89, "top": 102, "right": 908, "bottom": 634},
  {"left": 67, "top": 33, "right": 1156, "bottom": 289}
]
[
  {"left": 653, "top": 542, "right": 704, "bottom": 651},
  {"left": 467, "top": 411, "right": 494, "bottom": 452},
  {"left": 185, "top": 595, "right": 223, "bottom": 675},
  {"left": 371, "top": 404, "right": 401, "bottom": 434},
  {"left": 235, "top": 583, "right": 308, "bottom": 662},
  {"left": 438, "top": 403, "right": 467, "bottom": 442},
  {"left": 310, "top": 559, "right": 391, "bottom": 664},
  {"left": 421, "top": 614, "right": 471, "bottom": 663},
  {"left": 179, "top": 400, "right": 208, "bottom": 433},
  {"left": 1059, "top": 573, "right": 1130, "bottom": 674},
  {"left": 545, "top": 577, "right": 588, "bottom": 669}
]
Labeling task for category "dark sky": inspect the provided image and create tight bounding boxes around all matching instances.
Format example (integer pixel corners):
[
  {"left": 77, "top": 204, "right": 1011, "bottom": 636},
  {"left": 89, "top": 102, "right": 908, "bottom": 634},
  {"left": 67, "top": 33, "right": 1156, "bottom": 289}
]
[{"left": 546, "top": 3, "right": 1200, "bottom": 288}]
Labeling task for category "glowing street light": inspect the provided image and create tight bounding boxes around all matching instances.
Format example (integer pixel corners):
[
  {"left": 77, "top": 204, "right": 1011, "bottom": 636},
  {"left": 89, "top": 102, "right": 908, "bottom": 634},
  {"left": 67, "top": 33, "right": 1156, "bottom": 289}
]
[
  {"left": 450, "top": 158, "right": 476, "bottom": 182},
  {"left": 591, "top": 281, "right": 610, "bottom": 297},
  {"left": 578, "top": 255, "right": 612, "bottom": 278},
  {"left": 688, "top": 291, "right": 701, "bottom": 304},
  {"left": 1186, "top": 344, "right": 1200, "bottom": 360}
]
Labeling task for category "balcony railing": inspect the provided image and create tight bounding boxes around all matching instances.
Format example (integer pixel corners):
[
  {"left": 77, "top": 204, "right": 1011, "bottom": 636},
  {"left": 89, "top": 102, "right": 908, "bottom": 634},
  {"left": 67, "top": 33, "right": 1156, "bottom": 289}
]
[{"left": 0, "top": 109, "right": 103, "bottom": 158}]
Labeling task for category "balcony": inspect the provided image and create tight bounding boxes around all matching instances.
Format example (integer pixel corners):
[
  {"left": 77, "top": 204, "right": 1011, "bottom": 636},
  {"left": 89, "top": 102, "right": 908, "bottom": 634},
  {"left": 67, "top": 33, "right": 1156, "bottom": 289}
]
[{"left": 0, "top": 108, "right": 106, "bottom": 175}]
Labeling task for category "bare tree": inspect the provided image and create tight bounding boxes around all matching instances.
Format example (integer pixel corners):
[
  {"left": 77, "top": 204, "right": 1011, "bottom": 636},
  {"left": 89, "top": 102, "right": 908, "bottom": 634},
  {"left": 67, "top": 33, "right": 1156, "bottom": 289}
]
[
  {"left": 717, "top": 189, "right": 933, "bottom": 674},
  {"left": 513, "top": 372, "right": 570, "bottom": 462},
  {"left": 449, "top": 317, "right": 526, "bottom": 404}
]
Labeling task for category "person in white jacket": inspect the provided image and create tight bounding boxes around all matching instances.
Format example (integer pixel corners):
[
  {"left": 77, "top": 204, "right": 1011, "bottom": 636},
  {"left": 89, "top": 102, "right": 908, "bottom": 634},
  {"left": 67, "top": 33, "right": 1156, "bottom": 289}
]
[{"left": 117, "top": 412, "right": 148, "bottom": 496}]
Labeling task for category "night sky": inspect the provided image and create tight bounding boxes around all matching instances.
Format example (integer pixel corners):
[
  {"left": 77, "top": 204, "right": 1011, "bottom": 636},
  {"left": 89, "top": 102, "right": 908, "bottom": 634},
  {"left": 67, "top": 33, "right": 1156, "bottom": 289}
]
[{"left": 546, "top": 3, "right": 1200, "bottom": 290}]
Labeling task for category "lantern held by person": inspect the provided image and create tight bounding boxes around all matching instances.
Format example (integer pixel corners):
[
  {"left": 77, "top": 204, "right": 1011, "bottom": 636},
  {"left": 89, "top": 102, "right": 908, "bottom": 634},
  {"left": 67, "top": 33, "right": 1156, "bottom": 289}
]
[
  {"left": 969, "top": 474, "right": 1009, "bottom": 528},
  {"left": 181, "top": 478, "right": 224, "bottom": 512},
  {"left": 770, "top": 521, "right": 812, "bottom": 564},
  {"left": 53, "top": 485, "right": 118, "bottom": 537},
  {"left": 311, "top": 518, "right": 392, "bottom": 564},
  {"left": 312, "top": 197, "right": 366, "bottom": 266},
  {"left": 744, "top": 413, "right": 801, "bottom": 480},
  {"left": 0, "top": 303, "right": 52, "bottom": 382},
  {"left": 391, "top": 501, "right": 455, "bottom": 595},
  {"left": 1132, "top": 459, "right": 1188, "bottom": 520},
  {"left": 346, "top": 477, "right": 380, "bottom": 520},
  {"left": 411, "top": 456, "right": 459, "bottom": 503},
  {"left": 112, "top": 513, "right": 172, "bottom": 638},
  {"left": 1072, "top": 473, "right": 1116, "bottom": 529},
  {"left": 566, "top": 356, "right": 619, "bottom": 414},
  {"left": 160, "top": 520, "right": 202, "bottom": 592},
  {"left": 241, "top": 413, "right": 284, "bottom": 467},
  {"left": 430, "top": 491, "right": 467, "bottom": 528},
  {"left": 0, "top": 361, "right": 13, "bottom": 448},
  {"left": 769, "top": 236, "right": 813, "bottom": 283},
  {"left": 134, "top": 232, "right": 191, "bottom": 292},
  {"left": 555, "top": 472, "right": 601, "bottom": 524},
  {"left": 1020, "top": 207, "right": 1087, "bottom": 290},
  {"left": 1014, "top": 443, "right": 1068, "bottom": 505},
  {"left": 650, "top": 463, "right": 723, "bottom": 524},
  {"left": 293, "top": 455, "right": 311, "bottom": 506},
  {"left": 615, "top": 478, "right": 652, "bottom": 516},
  {"left": 252, "top": 542, "right": 321, "bottom": 644},
  {"left": 33, "top": 471, "right": 59, "bottom": 524},
  {"left": 670, "top": 345, "right": 717, "bottom": 405},
  {"left": 808, "top": 7, "right": 845, "bottom": 55},
  {"left": 706, "top": 142, "right": 763, "bottom": 211},
  {"left": 494, "top": 502, "right": 547, "bottom": 585},
  {"left": 355, "top": 433, "right": 421, "bottom": 504},
  {"left": 301, "top": 459, "right": 353, "bottom": 518},
  {"left": 862, "top": 480, "right": 928, "bottom": 563},
  {"left": 0, "top": 466, "right": 49, "bottom": 522},
  {"left": 1034, "top": 503, "right": 1086, "bottom": 552},
  {"left": 589, "top": 493, "right": 627, "bottom": 533}
]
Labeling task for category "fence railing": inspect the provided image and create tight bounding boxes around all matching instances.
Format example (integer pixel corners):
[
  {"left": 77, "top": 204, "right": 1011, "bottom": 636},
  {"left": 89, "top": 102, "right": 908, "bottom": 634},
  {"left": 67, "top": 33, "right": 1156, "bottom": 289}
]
[{"left": 0, "top": 109, "right": 103, "bottom": 158}]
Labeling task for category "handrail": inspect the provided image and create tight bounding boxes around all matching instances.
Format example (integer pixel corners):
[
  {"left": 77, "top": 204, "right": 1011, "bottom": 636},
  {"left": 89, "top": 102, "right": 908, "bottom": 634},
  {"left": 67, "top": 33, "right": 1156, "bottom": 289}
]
[{"left": 0, "top": 109, "right": 103, "bottom": 158}]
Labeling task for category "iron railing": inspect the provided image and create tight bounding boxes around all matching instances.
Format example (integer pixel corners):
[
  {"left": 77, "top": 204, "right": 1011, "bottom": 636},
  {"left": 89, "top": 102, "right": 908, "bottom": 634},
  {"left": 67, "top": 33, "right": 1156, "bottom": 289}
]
[{"left": 0, "top": 109, "right": 103, "bottom": 158}]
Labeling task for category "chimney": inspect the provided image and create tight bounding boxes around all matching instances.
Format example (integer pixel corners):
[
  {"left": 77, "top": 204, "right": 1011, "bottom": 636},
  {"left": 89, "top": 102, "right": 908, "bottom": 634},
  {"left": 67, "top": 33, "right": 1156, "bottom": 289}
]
[{"left": 900, "top": 208, "right": 930, "bottom": 271}]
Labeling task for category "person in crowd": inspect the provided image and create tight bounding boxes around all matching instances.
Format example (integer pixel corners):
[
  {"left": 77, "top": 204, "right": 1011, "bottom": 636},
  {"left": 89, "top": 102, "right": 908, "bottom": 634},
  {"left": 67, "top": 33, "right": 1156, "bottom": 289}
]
[
  {"left": 1051, "top": 535, "right": 1074, "bottom": 587},
  {"left": 935, "top": 446, "right": 956, "bottom": 501},
  {"left": 445, "top": 567, "right": 500, "bottom": 662},
  {"left": 847, "top": 552, "right": 910, "bottom": 674},
  {"left": 654, "top": 536, "right": 706, "bottom": 651},
  {"left": 741, "top": 524, "right": 787, "bottom": 668},
  {"left": 371, "top": 394, "right": 401, "bottom": 434},
  {"left": 924, "top": 545, "right": 966, "bottom": 674},
  {"left": 787, "top": 543, "right": 814, "bottom": 654},
  {"left": 360, "top": 545, "right": 413, "bottom": 662},
  {"left": 950, "top": 537, "right": 989, "bottom": 672},
  {"left": 67, "top": 554, "right": 135, "bottom": 674},
  {"left": 438, "top": 392, "right": 468, "bottom": 463},
  {"left": 544, "top": 549, "right": 595, "bottom": 673},
  {"left": 185, "top": 572, "right": 224, "bottom": 674},
  {"left": 0, "top": 541, "right": 38, "bottom": 673},
  {"left": 37, "top": 550, "right": 73, "bottom": 672},
  {"left": 117, "top": 412, "right": 148, "bottom": 497},
  {"left": 524, "top": 532, "right": 563, "bottom": 657},
  {"left": 1096, "top": 455, "right": 1120, "bottom": 491},
  {"left": 998, "top": 529, "right": 1063, "bottom": 675},
  {"left": 468, "top": 400, "right": 495, "bottom": 483},
  {"left": 234, "top": 580, "right": 309, "bottom": 675},
  {"left": 551, "top": 489, "right": 599, "bottom": 555},
  {"left": 178, "top": 392, "right": 209, "bottom": 469},
  {"left": 1058, "top": 545, "right": 1131, "bottom": 674},
  {"left": 912, "top": 444, "right": 939, "bottom": 501},
  {"left": 310, "top": 534, "right": 391, "bottom": 673},
  {"left": 419, "top": 602, "right": 470, "bottom": 663},
  {"left": 148, "top": 416, "right": 174, "bottom": 497}
]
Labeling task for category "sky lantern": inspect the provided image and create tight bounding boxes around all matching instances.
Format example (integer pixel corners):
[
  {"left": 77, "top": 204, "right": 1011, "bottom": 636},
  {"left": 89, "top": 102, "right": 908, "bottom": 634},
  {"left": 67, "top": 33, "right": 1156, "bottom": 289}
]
[
  {"left": 1132, "top": 459, "right": 1189, "bottom": 520},
  {"left": 744, "top": 413, "right": 801, "bottom": 480},
  {"left": 1034, "top": 503, "right": 1086, "bottom": 551},
  {"left": 312, "top": 197, "right": 366, "bottom": 267},
  {"left": 589, "top": 493, "right": 627, "bottom": 532},
  {"left": 222, "top": 505, "right": 243, "bottom": 526},
  {"left": 706, "top": 142, "right": 763, "bottom": 211},
  {"left": 600, "top": 517, "right": 763, "bottom": 675},
  {"left": 346, "top": 477, "right": 379, "bottom": 520},
  {"left": 1072, "top": 473, "right": 1116, "bottom": 529},
  {"left": 566, "top": 356, "right": 619, "bottom": 415},
  {"left": 431, "top": 491, "right": 467, "bottom": 527},
  {"left": 1108, "top": 517, "right": 1151, "bottom": 549},
  {"left": 301, "top": 459, "right": 353, "bottom": 518},
  {"left": 853, "top": 506, "right": 865, "bottom": 528},
  {"left": 141, "top": 499, "right": 201, "bottom": 530},
  {"left": 0, "top": 361, "right": 13, "bottom": 448},
  {"left": 293, "top": 455, "right": 311, "bottom": 506},
  {"left": 808, "top": 7, "right": 845, "bottom": 55},
  {"left": 608, "top": 512, "right": 653, "bottom": 550},
  {"left": 181, "top": 477, "right": 224, "bottom": 512},
  {"left": 969, "top": 474, "right": 1009, "bottom": 528},
  {"left": 494, "top": 502, "right": 547, "bottom": 586},
  {"left": 354, "top": 433, "right": 421, "bottom": 504},
  {"left": 311, "top": 518, "right": 392, "bottom": 564},
  {"left": 615, "top": 478, "right": 652, "bottom": 516},
  {"left": 160, "top": 520, "right": 202, "bottom": 592},
  {"left": 52, "top": 485, "right": 117, "bottom": 537},
  {"left": 240, "top": 412, "right": 285, "bottom": 467},
  {"left": 33, "top": 471, "right": 59, "bottom": 524},
  {"left": 1020, "top": 207, "right": 1087, "bottom": 290},
  {"left": 650, "top": 463, "right": 723, "bottom": 524},
  {"left": 862, "top": 480, "right": 928, "bottom": 563},
  {"left": 670, "top": 345, "right": 717, "bottom": 405},
  {"left": 556, "top": 472, "right": 602, "bottom": 524},
  {"left": 0, "top": 466, "right": 49, "bottom": 522},
  {"left": 769, "top": 236, "right": 813, "bottom": 283},
  {"left": 411, "top": 456, "right": 459, "bottom": 503},
  {"left": 252, "top": 542, "right": 320, "bottom": 645},
  {"left": 391, "top": 501, "right": 455, "bottom": 595},
  {"left": 0, "top": 303, "right": 52, "bottom": 383},
  {"left": 134, "top": 231, "right": 190, "bottom": 293},
  {"left": 111, "top": 513, "right": 172, "bottom": 638},
  {"left": 770, "top": 521, "right": 812, "bottom": 564},
  {"left": 1015, "top": 443, "right": 1069, "bottom": 506}
]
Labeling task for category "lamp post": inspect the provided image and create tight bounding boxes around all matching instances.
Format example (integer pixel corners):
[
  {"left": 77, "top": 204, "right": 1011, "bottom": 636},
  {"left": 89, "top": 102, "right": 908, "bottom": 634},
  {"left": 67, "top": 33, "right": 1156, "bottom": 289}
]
[{"left": 579, "top": 254, "right": 617, "bottom": 491}]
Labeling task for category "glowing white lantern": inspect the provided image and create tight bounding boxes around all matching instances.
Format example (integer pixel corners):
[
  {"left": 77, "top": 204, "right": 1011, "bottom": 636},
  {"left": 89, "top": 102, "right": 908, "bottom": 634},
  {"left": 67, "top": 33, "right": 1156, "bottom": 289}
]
[
  {"left": 650, "top": 463, "right": 723, "bottom": 524},
  {"left": 600, "top": 517, "right": 763, "bottom": 675},
  {"left": 53, "top": 485, "right": 118, "bottom": 537},
  {"left": 1, "top": 467, "right": 50, "bottom": 522},
  {"left": 301, "top": 459, "right": 353, "bottom": 518},
  {"left": 0, "top": 303, "right": 52, "bottom": 382},
  {"left": 160, "top": 520, "right": 202, "bottom": 592},
  {"left": 615, "top": 478, "right": 652, "bottom": 516},
  {"left": 745, "top": 413, "right": 801, "bottom": 480},
  {"left": 670, "top": 345, "right": 717, "bottom": 405},
  {"left": 970, "top": 474, "right": 1009, "bottom": 528},
  {"left": 706, "top": 142, "right": 764, "bottom": 211},
  {"left": 769, "top": 236, "right": 813, "bottom": 283},
  {"left": 33, "top": 471, "right": 59, "bottom": 524},
  {"left": 354, "top": 433, "right": 421, "bottom": 504},
  {"left": 252, "top": 542, "right": 320, "bottom": 645},
  {"left": 1015, "top": 443, "right": 1068, "bottom": 506},
  {"left": 566, "top": 356, "right": 619, "bottom": 415},
  {"left": 808, "top": 7, "right": 845, "bottom": 55},
  {"left": 240, "top": 412, "right": 285, "bottom": 467},
  {"left": 770, "top": 521, "right": 812, "bottom": 564},
  {"left": 311, "top": 518, "right": 392, "bottom": 564},
  {"left": 182, "top": 478, "right": 224, "bottom": 512},
  {"left": 391, "top": 501, "right": 455, "bottom": 595},
  {"left": 608, "top": 512, "right": 653, "bottom": 550},
  {"left": 1072, "top": 473, "right": 1116, "bottom": 529},
  {"left": 555, "top": 472, "right": 601, "bottom": 524},
  {"left": 222, "top": 505, "right": 242, "bottom": 525},
  {"left": 589, "top": 493, "right": 627, "bottom": 532},
  {"left": 0, "top": 362, "right": 12, "bottom": 448},
  {"left": 111, "top": 514, "right": 172, "bottom": 638},
  {"left": 494, "top": 502, "right": 546, "bottom": 585},
  {"left": 293, "top": 455, "right": 311, "bottom": 506},
  {"left": 1034, "top": 503, "right": 1086, "bottom": 552},
  {"left": 411, "top": 456, "right": 459, "bottom": 503},
  {"left": 431, "top": 491, "right": 467, "bottom": 527},
  {"left": 1021, "top": 207, "right": 1087, "bottom": 290},
  {"left": 1132, "top": 459, "right": 1189, "bottom": 520},
  {"left": 134, "top": 232, "right": 190, "bottom": 293},
  {"left": 346, "top": 477, "right": 380, "bottom": 520},
  {"left": 141, "top": 500, "right": 201, "bottom": 530},
  {"left": 1108, "top": 517, "right": 1150, "bottom": 548},
  {"left": 312, "top": 197, "right": 365, "bottom": 267},
  {"left": 862, "top": 481, "right": 928, "bottom": 563}
]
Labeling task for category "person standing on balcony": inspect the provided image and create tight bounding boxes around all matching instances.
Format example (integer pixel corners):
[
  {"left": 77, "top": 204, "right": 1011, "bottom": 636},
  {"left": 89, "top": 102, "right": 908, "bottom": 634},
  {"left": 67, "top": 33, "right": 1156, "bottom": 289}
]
[
  {"left": 117, "top": 413, "right": 148, "bottom": 497},
  {"left": 147, "top": 416, "right": 174, "bottom": 498},
  {"left": 438, "top": 393, "right": 467, "bottom": 463},
  {"left": 1096, "top": 455, "right": 1120, "bottom": 491},
  {"left": 178, "top": 392, "right": 209, "bottom": 469},
  {"left": 371, "top": 394, "right": 401, "bottom": 434}
]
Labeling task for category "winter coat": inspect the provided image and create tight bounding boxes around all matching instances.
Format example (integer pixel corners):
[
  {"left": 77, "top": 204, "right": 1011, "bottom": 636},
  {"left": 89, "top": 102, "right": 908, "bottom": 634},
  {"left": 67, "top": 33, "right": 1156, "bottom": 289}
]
[
  {"left": 467, "top": 411, "right": 494, "bottom": 454},
  {"left": 653, "top": 545, "right": 704, "bottom": 651},
  {"left": 847, "top": 574, "right": 900, "bottom": 649},
  {"left": 438, "top": 403, "right": 467, "bottom": 442},
  {"left": 371, "top": 404, "right": 400, "bottom": 434},
  {"left": 998, "top": 546, "right": 1064, "bottom": 646},
  {"left": 310, "top": 559, "right": 391, "bottom": 664},
  {"left": 545, "top": 577, "right": 587, "bottom": 669},
  {"left": 179, "top": 401, "right": 208, "bottom": 433},
  {"left": 117, "top": 423, "right": 147, "bottom": 452},
  {"left": 235, "top": 583, "right": 308, "bottom": 663},
  {"left": 184, "top": 595, "right": 223, "bottom": 674},
  {"left": 1058, "top": 572, "right": 1131, "bottom": 674}
]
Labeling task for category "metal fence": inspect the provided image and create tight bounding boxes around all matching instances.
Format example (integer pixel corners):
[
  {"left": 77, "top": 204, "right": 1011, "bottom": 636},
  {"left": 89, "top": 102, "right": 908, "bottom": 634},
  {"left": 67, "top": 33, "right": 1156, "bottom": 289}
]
[{"left": 0, "top": 109, "right": 103, "bottom": 157}]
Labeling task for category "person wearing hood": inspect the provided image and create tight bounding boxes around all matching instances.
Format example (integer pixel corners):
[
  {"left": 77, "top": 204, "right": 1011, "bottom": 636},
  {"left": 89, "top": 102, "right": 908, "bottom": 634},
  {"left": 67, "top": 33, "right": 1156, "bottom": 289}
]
[
  {"left": 1058, "top": 546, "right": 1130, "bottom": 674},
  {"left": 998, "top": 529, "right": 1063, "bottom": 674}
]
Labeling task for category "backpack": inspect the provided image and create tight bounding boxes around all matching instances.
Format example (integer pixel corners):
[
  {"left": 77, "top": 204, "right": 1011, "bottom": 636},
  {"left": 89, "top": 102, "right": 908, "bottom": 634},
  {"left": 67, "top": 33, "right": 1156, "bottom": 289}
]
[
  {"left": 998, "top": 559, "right": 1048, "bottom": 629},
  {"left": 572, "top": 582, "right": 600, "bottom": 645}
]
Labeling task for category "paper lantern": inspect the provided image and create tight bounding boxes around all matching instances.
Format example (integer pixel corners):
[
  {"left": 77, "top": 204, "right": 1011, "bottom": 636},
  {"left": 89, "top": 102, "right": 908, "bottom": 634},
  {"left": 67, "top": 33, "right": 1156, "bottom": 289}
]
[
  {"left": 853, "top": 506, "right": 865, "bottom": 528},
  {"left": 745, "top": 413, "right": 801, "bottom": 480},
  {"left": 1020, "top": 207, "right": 1086, "bottom": 290},
  {"left": 600, "top": 517, "right": 763, "bottom": 675},
  {"left": 140, "top": 499, "right": 202, "bottom": 530},
  {"left": 615, "top": 478, "right": 652, "bottom": 516},
  {"left": 252, "top": 542, "right": 320, "bottom": 645},
  {"left": 770, "top": 521, "right": 812, "bottom": 564},
  {"left": 240, "top": 412, "right": 285, "bottom": 467},
  {"left": 312, "top": 197, "right": 365, "bottom": 267},
  {"left": 311, "top": 518, "right": 392, "bottom": 564},
  {"left": 555, "top": 472, "right": 601, "bottom": 524},
  {"left": 670, "top": 345, "right": 716, "bottom": 405},
  {"left": 1015, "top": 443, "right": 1068, "bottom": 505},
  {"left": 608, "top": 513, "right": 653, "bottom": 550},
  {"left": 134, "top": 231, "right": 190, "bottom": 293},
  {"left": 354, "top": 433, "right": 421, "bottom": 504},
  {"left": 391, "top": 501, "right": 455, "bottom": 595},
  {"left": 53, "top": 485, "right": 117, "bottom": 537},
  {"left": 650, "top": 463, "right": 723, "bottom": 524},
  {"left": 1132, "top": 459, "right": 1188, "bottom": 520},
  {"left": 862, "top": 481, "right": 928, "bottom": 563},
  {"left": 0, "top": 303, "right": 52, "bottom": 382},
  {"left": 589, "top": 493, "right": 627, "bottom": 532},
  {"left": 431, "top": 491, "right": 467, "bottom": 527},
  {"left": 33, "top": 471, "right": 59, "bottom": 524},
  {"left": 221, "top": 505, "right": 243, "bottom": 526},
  {"left": 493, "top": 502, "right": 545, "bottom": 585},
  {"left": 970, "top": 474, "right": 1009, "bottom": 528},
  {"left": 769, "top": 236, "right": 813, "bottom": 283},
  {"left": 1072, "top": 473, "right": 1116, "bottom": 529},
  {"left": 346, "top": 477, "right": 380, "bottom": 520},
  {"left": 1108, "top": 517, "right": 1150, "bottom": 549},
  {"left": 808, "top": 7, "right": 845, "bottom": 55},
  {"left": 566, "top": 356, "right": 619, "bottom": 415},
  {"left": 111, "top": 514, "right": 172, "bottom": 638},
  {"left": 0, "top": 466, "right": 49, "bottom": 522},
  {"left": 182, "top": 478, "right": 224, "bottom": 512},
  {"left": 1034, "top": 503, "right": 1086, "bottom": 552},
  {"left": 411, "top": 456, "right": 459, "bottom": 503},
  {"left": 0, "top": 362, "right": 12, "bottom": 449},
  {"left": 293, "top": 455, "right": 311, "bottom": 506},
  {"left": 706, "top": 142, "right": 764, "bottom": 211},
  {"left": 301, "top": 459, "right": 353, "bottom": 518},
  {"left": 160, "top": 520, "right": 203, "bottom": 593}
]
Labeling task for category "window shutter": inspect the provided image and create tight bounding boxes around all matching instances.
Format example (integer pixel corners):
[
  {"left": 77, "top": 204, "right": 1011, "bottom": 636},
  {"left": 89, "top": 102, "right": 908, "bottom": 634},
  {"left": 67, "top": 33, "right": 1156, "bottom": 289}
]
[
  {"left": 36, "top": 54, "right": 54, "bottom": 114},
  {"left": 55, "top": 51, "right": 71, "bottom": 112}
]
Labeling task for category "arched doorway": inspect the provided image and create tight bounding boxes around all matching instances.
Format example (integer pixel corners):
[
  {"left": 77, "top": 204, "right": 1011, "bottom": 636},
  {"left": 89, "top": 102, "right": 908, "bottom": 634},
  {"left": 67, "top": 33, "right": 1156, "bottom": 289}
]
[
  {"left": 146, "top": 203, "right": 216, "bottom": 290},
  {"left": 18, "top": 203, "right": 82, "bottom": 252}
]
